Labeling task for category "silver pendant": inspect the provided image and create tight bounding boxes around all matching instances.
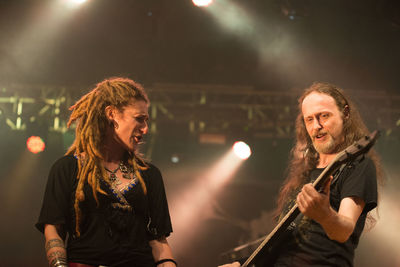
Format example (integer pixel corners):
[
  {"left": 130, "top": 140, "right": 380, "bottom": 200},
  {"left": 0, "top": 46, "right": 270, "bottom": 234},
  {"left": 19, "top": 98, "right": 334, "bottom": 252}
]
[{"left": 110, "top": 173, "right": 117, "bottom": 182}]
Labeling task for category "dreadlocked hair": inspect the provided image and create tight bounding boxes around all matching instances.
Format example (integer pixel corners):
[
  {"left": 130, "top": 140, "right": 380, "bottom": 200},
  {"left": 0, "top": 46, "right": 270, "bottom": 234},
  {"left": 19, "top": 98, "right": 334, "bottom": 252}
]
[{"left": 65, "top": 77, "right": 150, "bottom": 237}]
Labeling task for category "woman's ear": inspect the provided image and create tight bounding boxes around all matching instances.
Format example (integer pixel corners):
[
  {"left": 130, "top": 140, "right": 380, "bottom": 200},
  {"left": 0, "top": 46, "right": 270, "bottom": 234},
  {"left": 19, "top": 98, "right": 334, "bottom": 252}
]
[
  {"left": 105, "top": 106, "right": 119, "bottom": 129},
  {"left": 105, "top": 105, "right": 114, "bottom": 121}
]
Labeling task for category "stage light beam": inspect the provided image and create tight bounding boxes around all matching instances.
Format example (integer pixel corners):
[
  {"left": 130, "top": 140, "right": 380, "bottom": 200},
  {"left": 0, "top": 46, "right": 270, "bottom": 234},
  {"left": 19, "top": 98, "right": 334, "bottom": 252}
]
[
  {"left": 169, "top": 147, "right": 245, "bottom": 251},
  {"left": 202, "top": 0, "right": 304, "bottom": 84}
]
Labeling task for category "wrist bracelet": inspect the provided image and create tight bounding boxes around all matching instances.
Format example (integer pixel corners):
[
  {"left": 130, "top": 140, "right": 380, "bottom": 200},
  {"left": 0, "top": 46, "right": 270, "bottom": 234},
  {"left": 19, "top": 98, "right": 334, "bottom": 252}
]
[
  {"left": 155, "top": 258, "right": 177, "bottom": 266},
  {"left": 50, "top": 258, "right": 68, "bottom": 267}
]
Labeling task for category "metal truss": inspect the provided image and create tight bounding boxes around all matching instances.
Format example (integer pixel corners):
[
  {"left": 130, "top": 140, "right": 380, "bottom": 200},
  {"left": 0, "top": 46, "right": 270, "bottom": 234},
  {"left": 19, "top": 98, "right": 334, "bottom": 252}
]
[
  {"left": 0, "top": 84, "right": 70, "bottom": 133},
  {"left": 147, "top": 83, "right": 299, "bottom": 139},
  {"left": 1, "top": 83, "right": 399, "bottom": 139}
]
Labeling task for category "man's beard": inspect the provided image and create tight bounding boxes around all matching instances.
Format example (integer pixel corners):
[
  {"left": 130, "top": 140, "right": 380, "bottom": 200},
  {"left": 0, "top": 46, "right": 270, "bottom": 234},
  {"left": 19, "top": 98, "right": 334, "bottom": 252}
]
[{"left": 313, "top": 133, "right": 340, "bottom": 154}]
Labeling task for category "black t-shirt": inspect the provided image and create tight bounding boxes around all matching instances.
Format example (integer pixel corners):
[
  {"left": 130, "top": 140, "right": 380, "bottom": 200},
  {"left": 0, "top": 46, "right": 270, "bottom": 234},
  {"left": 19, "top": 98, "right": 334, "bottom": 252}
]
[
  {"left": 274, "top": 157, "right": 377, "bottom": 267},
  {"left": 36, "top": 155, "right": 173, "bottom": 267}
]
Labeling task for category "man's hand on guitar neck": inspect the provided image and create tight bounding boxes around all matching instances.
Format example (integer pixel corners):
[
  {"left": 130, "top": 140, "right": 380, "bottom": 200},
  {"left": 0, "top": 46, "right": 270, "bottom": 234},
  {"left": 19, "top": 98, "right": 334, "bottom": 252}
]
[{"left": 296, "top": 176, "right": 333, "bottom": 224}]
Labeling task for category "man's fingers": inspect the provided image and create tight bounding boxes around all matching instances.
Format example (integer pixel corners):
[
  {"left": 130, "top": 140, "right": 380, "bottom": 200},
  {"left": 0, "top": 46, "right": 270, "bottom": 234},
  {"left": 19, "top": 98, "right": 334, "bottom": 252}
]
[{"left": 302, "top": 183, "right": 319, "bottom": 198}]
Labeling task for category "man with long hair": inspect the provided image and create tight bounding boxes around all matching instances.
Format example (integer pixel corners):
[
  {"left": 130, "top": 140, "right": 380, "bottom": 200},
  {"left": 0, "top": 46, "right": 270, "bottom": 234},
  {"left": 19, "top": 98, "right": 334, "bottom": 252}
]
[
  {"left": 222, "top": 82, "right": 382, "bottom": 266},
  {"left": 36, "top": 78, "right": 176, "bottom": 267}
]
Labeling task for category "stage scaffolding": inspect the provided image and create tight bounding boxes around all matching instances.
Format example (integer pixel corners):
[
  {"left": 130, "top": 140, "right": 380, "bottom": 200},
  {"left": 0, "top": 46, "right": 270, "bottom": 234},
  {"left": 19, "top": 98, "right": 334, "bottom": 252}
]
[{"left": 1, "top": 83, "right": 399, "bottom": 140}]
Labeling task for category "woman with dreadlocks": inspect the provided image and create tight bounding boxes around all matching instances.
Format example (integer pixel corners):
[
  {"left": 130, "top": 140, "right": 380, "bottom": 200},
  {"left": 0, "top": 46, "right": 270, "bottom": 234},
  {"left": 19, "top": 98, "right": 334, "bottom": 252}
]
[{"left": 36, "top": 78, "right": 176, "bottom": 267}]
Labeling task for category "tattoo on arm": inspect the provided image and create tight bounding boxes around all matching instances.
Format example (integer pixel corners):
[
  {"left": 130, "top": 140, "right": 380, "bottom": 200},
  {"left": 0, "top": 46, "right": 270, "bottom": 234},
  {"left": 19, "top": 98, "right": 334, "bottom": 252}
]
[
  {"left": 48, "top": 250, "right": 66, "bottom": 258},
  {"left": 45, "top": 239, "right": 65, "bottom": 252},
  {"left": 48, "top": 250, "right": 67, "bottom": 261},
  {"left": 46, "top": 240, "right": 67, "bottom": 267}
]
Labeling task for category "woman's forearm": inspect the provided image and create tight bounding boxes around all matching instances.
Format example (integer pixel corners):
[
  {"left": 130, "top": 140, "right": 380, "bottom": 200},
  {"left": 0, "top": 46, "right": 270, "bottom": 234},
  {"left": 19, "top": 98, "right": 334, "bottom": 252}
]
[
  {"left": 149, "top": 237, "right": 176, "bottom": 267},
  {"left": 44, "top": 224, "right": 67, "bottom": 267}
]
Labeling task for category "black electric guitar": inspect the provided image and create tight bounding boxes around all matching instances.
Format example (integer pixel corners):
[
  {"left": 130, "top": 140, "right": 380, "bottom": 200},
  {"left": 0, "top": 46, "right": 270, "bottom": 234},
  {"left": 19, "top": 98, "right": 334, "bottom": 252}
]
[{"left": 241, "top": 130, "right": 380, "bottom": 267}]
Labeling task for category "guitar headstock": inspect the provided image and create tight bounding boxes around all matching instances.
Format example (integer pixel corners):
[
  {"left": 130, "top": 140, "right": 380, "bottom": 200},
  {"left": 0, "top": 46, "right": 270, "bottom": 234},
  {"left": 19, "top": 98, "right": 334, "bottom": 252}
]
[{"left": 334, "top": 130, "right": 380, "bottom": 164}]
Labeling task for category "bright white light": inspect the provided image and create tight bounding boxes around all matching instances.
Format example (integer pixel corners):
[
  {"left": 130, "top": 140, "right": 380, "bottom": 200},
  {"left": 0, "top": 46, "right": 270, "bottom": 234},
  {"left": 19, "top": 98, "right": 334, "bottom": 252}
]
[
  {"left": 71, "top": 0, "right": 87, "bottom": 4},
  {"left": 62, "top": 0, "right": 88, "bottom": 8},
  {"left": 192, "top": 0, "right": 213, "bottom": 7},
  {"left": 171, "top": 155, "right": 180, "bottom": 163},
  {"left": 233, "top": 141, "right": 251, "bottom": 160}
]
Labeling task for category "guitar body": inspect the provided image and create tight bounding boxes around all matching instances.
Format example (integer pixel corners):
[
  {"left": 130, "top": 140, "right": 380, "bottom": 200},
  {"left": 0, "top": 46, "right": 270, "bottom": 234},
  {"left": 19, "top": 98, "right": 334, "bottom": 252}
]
[{"left": 249, "top": 227, "right": 294, "bottom": 266}]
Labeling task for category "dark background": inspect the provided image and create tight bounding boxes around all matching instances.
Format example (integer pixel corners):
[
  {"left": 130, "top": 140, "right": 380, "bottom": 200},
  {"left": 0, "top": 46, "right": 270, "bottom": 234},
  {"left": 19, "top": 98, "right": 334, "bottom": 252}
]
[
  {"left": 0, "top": 0, "right": 399, "bottom": 266},
  {"left": 1, "top": 0, "right": 399, "bottom": 92}
]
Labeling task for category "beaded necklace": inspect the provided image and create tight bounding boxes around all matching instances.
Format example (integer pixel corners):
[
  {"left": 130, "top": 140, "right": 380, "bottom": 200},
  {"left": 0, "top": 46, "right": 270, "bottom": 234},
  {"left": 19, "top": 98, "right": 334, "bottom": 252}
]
[{"left": 104, "top": 162, "right": 137, "bottom": 193}]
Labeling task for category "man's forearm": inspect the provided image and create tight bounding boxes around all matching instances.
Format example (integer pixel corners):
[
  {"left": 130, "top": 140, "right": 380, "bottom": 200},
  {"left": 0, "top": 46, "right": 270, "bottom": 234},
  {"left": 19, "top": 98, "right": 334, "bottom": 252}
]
[
  {"left": 319, "top": 197, "right": 365, "bottom": 243},
  {"left": 318, "top": 207, "right": 355, "bottom": 243}
]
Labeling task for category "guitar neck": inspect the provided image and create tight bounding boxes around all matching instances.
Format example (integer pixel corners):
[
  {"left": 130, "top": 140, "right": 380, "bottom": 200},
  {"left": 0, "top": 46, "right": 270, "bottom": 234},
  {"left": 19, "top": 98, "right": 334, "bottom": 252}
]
[{"left": 312, "top": 160, "right": 342, "bottom": 188}]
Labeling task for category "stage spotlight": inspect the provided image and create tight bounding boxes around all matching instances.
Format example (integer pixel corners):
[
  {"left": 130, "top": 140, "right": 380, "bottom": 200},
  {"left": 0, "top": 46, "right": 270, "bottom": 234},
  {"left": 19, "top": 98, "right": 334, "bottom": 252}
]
[
  {"left": 26, "top": 136, "right": 45, "bottom": 154},
  {"left": 192, "top": 0, "right": 213, "bottom": 7},
  {"left": 233, "top": 141, "right": 251, "bottom": 160},
  {"left": 61, "top": 0, "right": 88, "bottom": 8},
  {"left": 70, "top": 0, "right": 88, "bottom": 4},
  {"left": 171, "top": 154, "right": 180, "bottom": 163}
]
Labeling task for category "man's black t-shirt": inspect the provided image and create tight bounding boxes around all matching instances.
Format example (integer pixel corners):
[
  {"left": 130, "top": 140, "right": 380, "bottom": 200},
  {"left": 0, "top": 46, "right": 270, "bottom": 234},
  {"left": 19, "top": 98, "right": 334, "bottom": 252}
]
[
  {"left": 274, "top": 157, "right": 377, "bottom": 267},
  {"left": 36, "top": 155, "right": 173, "bottom": 267}
]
